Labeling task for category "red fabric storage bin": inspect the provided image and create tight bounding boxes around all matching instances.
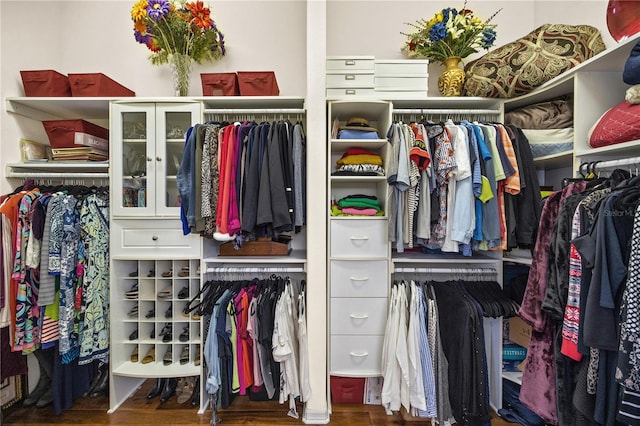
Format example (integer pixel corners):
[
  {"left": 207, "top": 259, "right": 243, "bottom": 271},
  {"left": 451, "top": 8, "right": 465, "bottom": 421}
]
[
  {"left": 330, "top": 376, "right": 365, "bottom": 404},
  {"left": 20, "top": 70, "right": 71, "bottom": 97},
  {"left": 68, "top": 73, "right": 135, "bottom": 97},
  {"left": 201, "top": 73, "right": 239, "bottom": 96},
  {"left": 42, "top": 119, "right": 109, "bottom": 150},
  {"left": 237, "top": 71, "right": 279, "bottom": 96}
]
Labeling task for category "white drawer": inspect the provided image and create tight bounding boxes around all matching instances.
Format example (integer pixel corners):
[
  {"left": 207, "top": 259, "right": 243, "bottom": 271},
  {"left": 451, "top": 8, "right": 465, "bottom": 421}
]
[
  {"left": 326, "top": 88, "right": 376, "bottom": 97},
  {"left": 330, "top": 260, "right": 388, "bottom": 298},
  {"left": 111, "top": 220, "right": 201, "bottom": 259},
  {"left": 375, "top": 76, "right": 428, "bottom": 91},
  {"left": 330, "top": 219, "right": 388, "bottom": 258},
  {"left": 331, "top": 298, "right": 387, "bottom": 335},
  {"left": 331, "top": 335, "right": 383, "bottom": 376},
  {"left": 326, "top": 56, "right": 375, "bottom": 72},
  {"left": 375, "top": 59, "right": 429, "bottom": 77},
  {"left": 326, "top": 72, "right": 375, "bottom": 89},
  {"left": 374, "top": 90, "right": 429, "bottom": 100}
]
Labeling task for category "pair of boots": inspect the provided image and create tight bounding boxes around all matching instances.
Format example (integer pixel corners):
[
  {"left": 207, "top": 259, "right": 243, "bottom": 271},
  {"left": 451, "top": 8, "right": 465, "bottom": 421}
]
[
  {"left": 23, "top": 349, "right": 54, "bottom": 408},
  {"left": 84, "top": 362, "right": 109, "bottom": 398},
  {"left": 146, "top": 377, "right": 177, "bottom": 403},
  {"left": 146, "top": 377, "right": 200, "bottom": 405}
]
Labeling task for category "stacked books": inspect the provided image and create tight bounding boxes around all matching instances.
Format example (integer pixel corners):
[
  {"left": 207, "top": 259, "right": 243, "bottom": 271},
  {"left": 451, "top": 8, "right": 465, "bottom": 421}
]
[{"left": 51, "top": 131, "right": 108, "bottom": 161}]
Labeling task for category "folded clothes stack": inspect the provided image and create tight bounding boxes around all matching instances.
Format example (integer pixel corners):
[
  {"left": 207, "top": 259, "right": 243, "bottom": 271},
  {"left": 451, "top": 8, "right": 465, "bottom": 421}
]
[
  {"left": 332, "top": 147, "right": 384, "bottom": 176},
  {"left": 331, "top": 194, "right": 384, "bottom": 216}
]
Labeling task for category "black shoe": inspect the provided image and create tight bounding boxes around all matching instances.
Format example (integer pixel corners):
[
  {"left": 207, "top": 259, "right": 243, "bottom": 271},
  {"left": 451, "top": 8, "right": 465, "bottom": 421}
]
[
  {"left": 84, "top": 363, "right": 106, "bottom": 397},
  {"left": 160, "top": 378, "right": 177, "bottom": 403},
  {"left": 35, "top": 387, "right": 54, "bottom": 408},
  {"left": 147, "top": 378, "right": 166, "bottom": 399},
  {"left": 90, "top": 366, "right": 109, "bottom": 397},
  {"left": 23, "top": 376, "right": 51, "bottom": 407},
  {"left": 190, "top": 376, "right": 200, "bottom": 407}
]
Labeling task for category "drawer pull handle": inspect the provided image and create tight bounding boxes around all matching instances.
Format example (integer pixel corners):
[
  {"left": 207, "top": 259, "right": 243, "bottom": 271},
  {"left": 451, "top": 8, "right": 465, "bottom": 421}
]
[
  {"left": 152, "top": 235, "right": 159, "bottom": 241},
  {"left": 345, "top": 89, "right": 356, "bottom": 95},
  {"left": 349, "top": 236, "right": 369, "bottom": 241},
  {"left": 349, "top": 351, "right": 368, "bottom": 357},
  {"left": 349, "top": 314, "right": 369, "bottom": 319},
  {"left": 345, "top": 60, "right": 356, "bottom": 66},
  {"left": 345, "top": 74, "right": 355, "bottom": 80},
  {"left": 350, "top": 276, "right": 368, "bottom": 281}
]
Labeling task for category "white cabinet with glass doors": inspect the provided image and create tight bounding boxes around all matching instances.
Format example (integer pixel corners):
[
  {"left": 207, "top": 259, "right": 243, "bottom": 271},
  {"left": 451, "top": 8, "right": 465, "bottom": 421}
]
[{"left": 110, "top": 101, "right": 201, "bottom": 217}]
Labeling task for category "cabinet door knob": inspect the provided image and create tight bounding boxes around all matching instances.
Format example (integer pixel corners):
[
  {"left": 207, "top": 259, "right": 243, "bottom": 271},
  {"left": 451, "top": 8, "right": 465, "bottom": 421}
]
[
  {"left": 152, "top": 235, "right": 159, "bottom": 241},
  {"left": 156, "top": 157, "right": 162, "bottom": 162},
  {"left": 146, "top": 157, "right": 152, "bottom": 162}
]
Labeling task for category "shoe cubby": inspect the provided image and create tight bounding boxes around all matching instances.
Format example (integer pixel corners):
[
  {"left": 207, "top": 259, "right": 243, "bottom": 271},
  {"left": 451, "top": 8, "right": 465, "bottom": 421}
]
[{"left": 111, "top": 258, "right": 202, "bottom": 380}]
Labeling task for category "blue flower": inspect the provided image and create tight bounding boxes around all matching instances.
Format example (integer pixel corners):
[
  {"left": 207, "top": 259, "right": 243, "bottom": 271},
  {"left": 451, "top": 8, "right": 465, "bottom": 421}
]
[
  {"left": 481, "top": 28, "right": 497, "bottom": 49},
  {"left": 441, "top": 7, "right": 457, "bottom": 23},
  {"left": 429, "top": 22, "right": 447, "bottom": 42},
  {"left": 146, "top": 0, "right": 170, "bottom": 20}
]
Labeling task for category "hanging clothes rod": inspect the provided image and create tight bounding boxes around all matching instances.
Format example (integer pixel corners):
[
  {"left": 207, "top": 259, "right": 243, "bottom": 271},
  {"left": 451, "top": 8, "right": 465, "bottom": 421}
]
[
  {"left": 392, "top": 108, "right": 501, "bottom": 116},
  {"left": 7, "top": 171, "right": 109, "bottom": 179},
  {"left": 393, "top": 267, "right": 497, "bottom": 274},
  {"left": 203, "top": 108, "right": 306, "bottom": 115},
  {"left": 592, "top": 156, "right": 640, "bottom": 170},
  {"left": 205, "top": 266, "right": 305, "bottom": 273}
]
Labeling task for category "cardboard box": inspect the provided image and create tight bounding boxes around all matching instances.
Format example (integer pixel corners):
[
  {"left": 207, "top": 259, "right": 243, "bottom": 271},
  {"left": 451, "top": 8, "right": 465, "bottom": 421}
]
[
  {"left": 42, "top": 119, "right": 109, "bottom": 151},
  {"left": 68, "top": 73, "right": 135, "bottom": 97},
  {"left": 509, "top": 316, "right": 532, "bottom": 348},
  {"left": 20, "top": 70, "right": 71, "bottom": 97},
  {"left": 330, "top": 376, "right": 365, "bottom": 404}
]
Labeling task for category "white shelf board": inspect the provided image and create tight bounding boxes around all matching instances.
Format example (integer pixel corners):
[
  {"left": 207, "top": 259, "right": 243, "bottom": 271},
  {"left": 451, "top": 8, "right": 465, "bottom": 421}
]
[
  {"left": 6, "top": 96, "right": 306, "bottom": 121},
  {"left": 533, "top": 151, "right": 573, "bottom": 170}
]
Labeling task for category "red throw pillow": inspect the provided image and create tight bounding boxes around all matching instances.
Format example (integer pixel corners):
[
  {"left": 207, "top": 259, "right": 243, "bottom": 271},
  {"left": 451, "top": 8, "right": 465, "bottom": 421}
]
[{"left": 589, "top": 101, "right": 640, "bottom": 148}]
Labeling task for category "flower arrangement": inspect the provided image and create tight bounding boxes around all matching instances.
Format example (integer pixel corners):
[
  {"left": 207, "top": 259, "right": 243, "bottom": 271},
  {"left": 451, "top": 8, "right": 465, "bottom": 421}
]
[
  {"left": 131, "top": 0, "right": 226, "bottom": 65},
  {"left": 402, "top": 1, "right": 501, "bottom": 63}
]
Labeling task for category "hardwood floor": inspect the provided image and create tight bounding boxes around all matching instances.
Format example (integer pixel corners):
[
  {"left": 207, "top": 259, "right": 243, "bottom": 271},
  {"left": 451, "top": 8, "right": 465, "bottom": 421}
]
[{"left": 2, "top": 379, "right": 518, "bottom": 425}]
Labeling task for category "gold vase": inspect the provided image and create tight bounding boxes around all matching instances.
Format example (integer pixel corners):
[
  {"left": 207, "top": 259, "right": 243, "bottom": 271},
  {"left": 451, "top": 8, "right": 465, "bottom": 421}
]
[{"left": 437, "top": 56, "right": 465, "bottom": 97}]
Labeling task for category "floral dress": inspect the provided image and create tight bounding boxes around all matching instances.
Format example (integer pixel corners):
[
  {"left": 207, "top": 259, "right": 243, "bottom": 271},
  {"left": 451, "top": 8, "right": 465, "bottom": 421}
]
[
  {"left": 58, "top": 194, "right": 81, "bottom": 364},
  {"left": 78, "top": 193, "right": 110, "bottom": 365}
]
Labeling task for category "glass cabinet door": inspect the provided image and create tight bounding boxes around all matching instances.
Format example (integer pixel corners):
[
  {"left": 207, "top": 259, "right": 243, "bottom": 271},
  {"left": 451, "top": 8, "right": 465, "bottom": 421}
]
[
  {"left": 111, "top": 103, "right": 156, "bottom": 217},
  {"left": 155, "top": 103, "right": 201, "bottom": 216}
]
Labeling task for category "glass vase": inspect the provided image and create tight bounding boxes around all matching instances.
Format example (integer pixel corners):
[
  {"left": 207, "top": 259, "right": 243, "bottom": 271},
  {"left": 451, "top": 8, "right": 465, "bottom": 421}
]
[
  {"left": 437, "top": 56, "right": 466, "bottom": 97},
  {"left": 168, "top": 53, "right": 192, "bottom": 97}
]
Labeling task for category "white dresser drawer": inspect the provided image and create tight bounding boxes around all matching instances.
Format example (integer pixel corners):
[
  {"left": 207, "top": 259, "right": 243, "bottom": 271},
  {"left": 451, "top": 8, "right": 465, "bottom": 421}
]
[
  {"left": 331, "top": 298, "right": 387, "bottom": 335},
  {"left": 330, "top": 219, "right": 388, "bottom": 258},
  {"left": 331, "top": 335, "right": 383, "bottom": 376},
  {"left": 326, "top": 87, "right": 376, "bottom": 98},
  {"left": 375, "top": 76, "right": 428, "bottom": 91},
  {"left": 111, "top": 220, "right": 201, "bottom": 259},
  {"left": 327, "top": 56, "right": 375, "bottom": 72},
  {"left": 375, "top": 59, "right": 429, "bottom": 77},
  {"left": 326, "top": 72, "right": 375, "bottom": 89},
  {"left": 330, "top": 260, "right": 388, "bottom": 298}
]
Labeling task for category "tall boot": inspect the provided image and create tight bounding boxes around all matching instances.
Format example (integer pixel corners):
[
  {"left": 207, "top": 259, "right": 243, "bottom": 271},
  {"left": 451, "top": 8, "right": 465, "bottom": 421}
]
[
  {"left": 159, "top": 377, "right": 177, "bottom": 403},
  {"left": 84, "top": 361, "right": 106, "bottom": 397},
  {"left": 147, "top": 378, "right": 166, "bottom": 399},
  {"left": 89, "top": 362, "right": 109, "bottom": 397},
  {"left": 23, "top": 349, "right": 53, "bottom": 407}
]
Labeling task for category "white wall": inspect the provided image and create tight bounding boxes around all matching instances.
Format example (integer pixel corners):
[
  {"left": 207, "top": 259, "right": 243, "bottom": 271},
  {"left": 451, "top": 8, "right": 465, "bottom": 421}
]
[
  {"left": 0, "top": 0, "right": 307, "bottom": 192},
  {"left": 326, "top": 0, "right": 613, "bottom": 95}
]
